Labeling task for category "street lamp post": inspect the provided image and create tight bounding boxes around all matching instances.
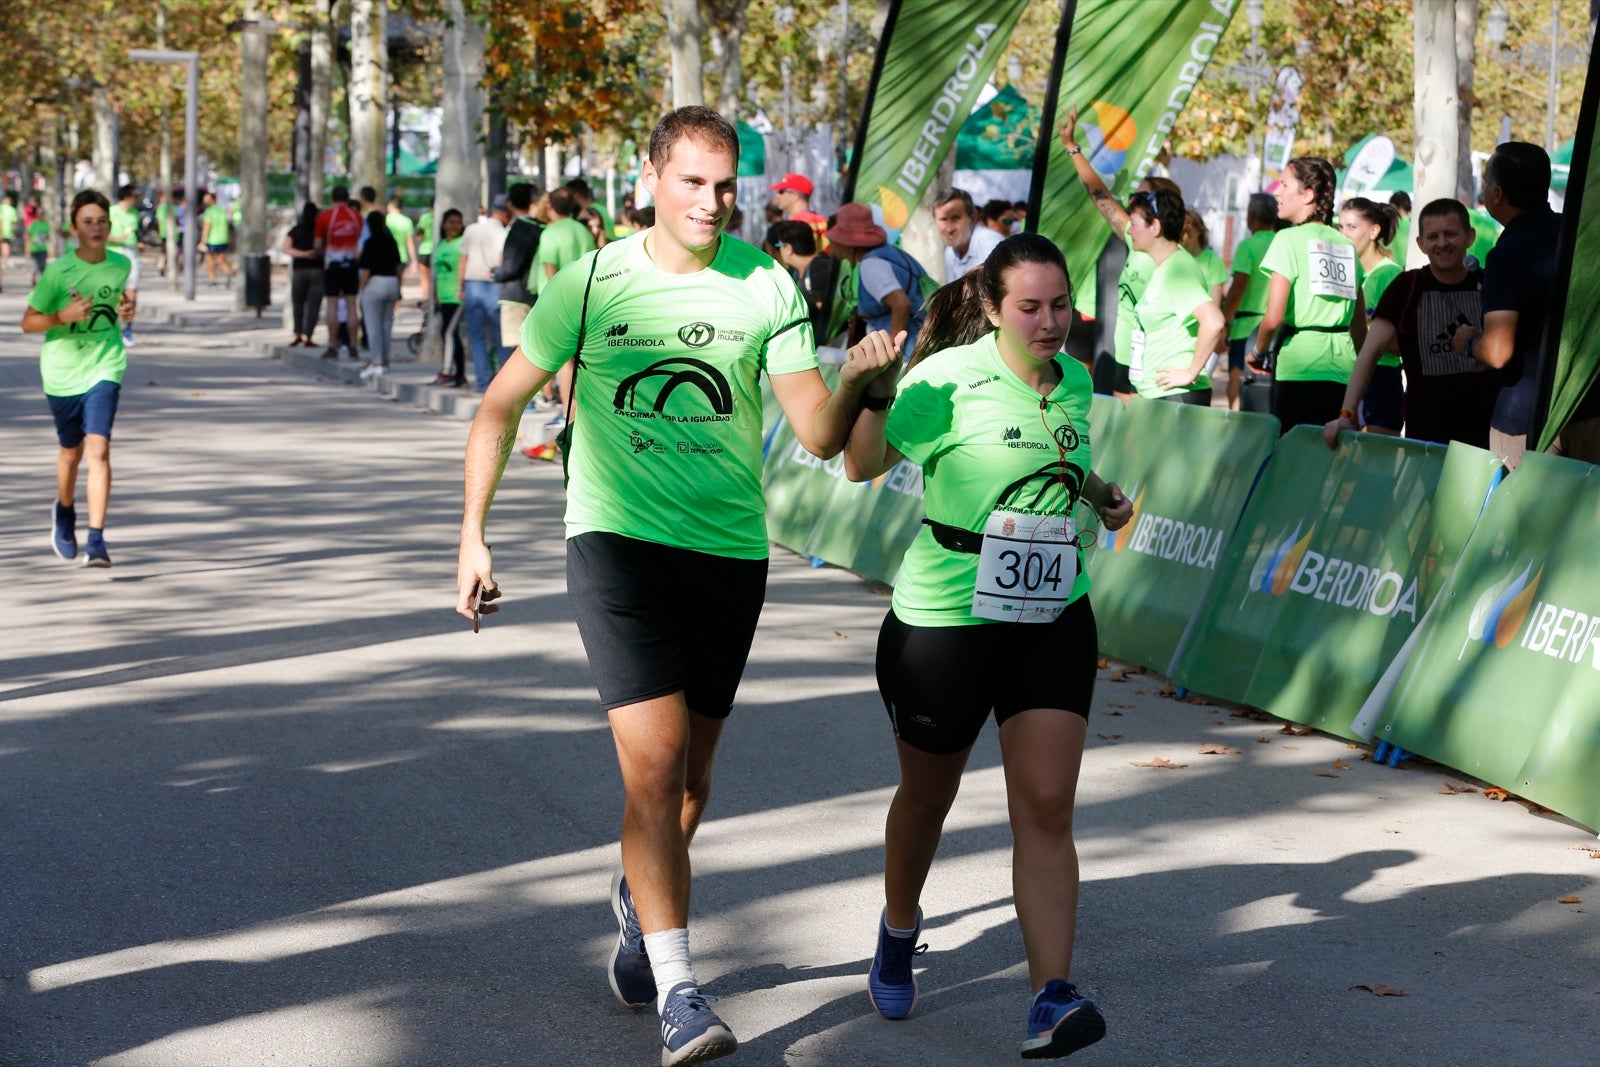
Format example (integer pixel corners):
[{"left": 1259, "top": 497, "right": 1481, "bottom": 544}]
[
  {"left": 129, "top": 48, "right": 199, "bottom": 301},
  {"left": 1223, "top": 0, "right": 1272, "bottom": 191}
]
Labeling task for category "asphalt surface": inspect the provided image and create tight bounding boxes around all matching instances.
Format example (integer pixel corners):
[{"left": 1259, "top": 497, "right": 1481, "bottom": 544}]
[{"left": 2, "top": 271, "right": 1598, "bottom": 1067}]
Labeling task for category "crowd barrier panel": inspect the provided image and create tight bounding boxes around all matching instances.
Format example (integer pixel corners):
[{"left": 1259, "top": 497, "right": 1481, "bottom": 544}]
[
  {"left": 1083, "top": 398, "right": 1279, "bottom": 670},
  {"left": 1365, "top": 451, "right": 1600, "bottom": 830},
  {"left": 1167, "top": 428, "right": 1501, "bottom": 740}
]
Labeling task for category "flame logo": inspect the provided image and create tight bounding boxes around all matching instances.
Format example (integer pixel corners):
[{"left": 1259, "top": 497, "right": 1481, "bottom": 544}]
[
  {"left": 1254, "top": 523, "right": 1316, "bottom": 596},
  {"left": 1106, "top": 485, "right": 1143, "bottom": 552},
  {"left": 1082, "top": 100, "right": 1137, "bottom": 181},
  {"left": 1468, "top": 562, "right": 1542, "bottom": 648}
]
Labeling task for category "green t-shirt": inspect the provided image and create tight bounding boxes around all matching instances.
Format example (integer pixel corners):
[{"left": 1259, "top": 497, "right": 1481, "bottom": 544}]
[
  {"left": 416, "top": 211, "right": 435, "bottom": 256},
  {"left": 886, "top": 333, "right": 1094, "bottom": 626},
  {"left": 828, "top": 258, "right": 857, "bottom": 342},
  {"left": 1073, "top": 258, "right": 1098, "bottom": 319},
  {"left": 1259, "top": 221, "right": 1364, "bottom": 382},
  {"left": 433, "top": 236, "right": 462, "bottom": 303},
  {"left": 1468, "top": 208, "right": 1501, "bottom": 266},
  {"left": 1389, "top": 215, "right": 1411, "bottom": 266},
  {"left": 27, "top": 219, "right": 50, "bottom": 254},
  {"left": 591, "top": 203, "right": 615, "bottom": 240},
  {"left": 1131, "top": 249, "right": 1213, "bottom": 399},
  {"left": 1227, "top": 229, "right": 1276, "bottom": 340},
  {"left": 1362, "top": 258, "right": 1404, "bottom": 368},
  {"left": 109, "top": 203, "right": 140, "bottom": 251},
  {"left": 202, "top": 204, "right": 230, "bottom": 245},
  {"left": 27, "top": 250, "right": 131, "bottom": 397},
  {"left": 386, "top": 211, "right": 415, "bottom": 263},
  {"left": 1194, "top": 246, "right": 1227, "bottom": 295},
  {"left": 519, "top": 232, "right": 816, "bottom": 559},
  {"left": 155, "top": 203, "right": 173, "bottom": 240},
  {"left": 1114, "top": 232, "right": 1154, "bottom": 368},
  {"left": 0, "top": 202, "right": 19, "bottom": 242},
  {"left": 533, "top": 216, "right": 596, "bottom": 295}
]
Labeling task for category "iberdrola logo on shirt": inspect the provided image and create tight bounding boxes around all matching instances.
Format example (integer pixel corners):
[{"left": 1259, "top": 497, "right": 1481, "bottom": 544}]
[{"left": 613, "top": 358, "right": 734, "bottom": 423}]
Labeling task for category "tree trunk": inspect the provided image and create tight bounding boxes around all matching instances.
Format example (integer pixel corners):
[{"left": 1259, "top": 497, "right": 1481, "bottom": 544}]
[
  {"left": 715, "top": 23, "right": 743, "bottom": 119},
  {"left": 45, "top": 120, "right": 64, "bottom": 257},
  {"left": 309, "top": 0, "right": 335, "bottom": 204},
  {"left": 92, "top": 85, "right": 117, "bottom": 194},
  {"left": 1411, "top": 0, "right": 1459, "bottom": 268},
  {"left": 433, "top": 0, "right": 486, "bottom": 356},
  {"left": 1455, "top": 0, "right": 1479, "bottom": 204},
  {"left": 157, "top": 5, "right": 177, "bottom": 288},
  {"left": 349, "top": 0, "right": 388, "bottom": 201},
  {"left": 665, "top": 0, "right": 707, "bottom": 108},
  {"left": 239, "top": 2, "right": 269, "bottom": 260}
]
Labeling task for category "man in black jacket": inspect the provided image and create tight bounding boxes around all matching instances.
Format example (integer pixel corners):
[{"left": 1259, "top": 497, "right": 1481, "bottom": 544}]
[{"left": 492, "top": 182, "right": 545, "bottom": 379}]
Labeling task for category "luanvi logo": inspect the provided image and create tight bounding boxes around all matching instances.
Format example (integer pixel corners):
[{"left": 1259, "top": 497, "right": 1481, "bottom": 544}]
[
  {"left": 614, "top": 358, "right": 735, "bottom": 420},
  {"left": 606, "top": 322, "right": 629, "bottom": 338},
  {"left": 596, "top": 269, "right": 625, "bottom": 282},
  {"left": 678, "top": 322, "right": 716, "bottom": 349},
  {"left": 995, "top": 461, "right": 1085, "bottom": 512}
]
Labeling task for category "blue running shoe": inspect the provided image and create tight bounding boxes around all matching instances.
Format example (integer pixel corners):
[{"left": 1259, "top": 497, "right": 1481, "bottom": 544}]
[
  {"left": 83, "top": 531, "right": 111, "bottom": 569},
  {"left": 1021, "top": 979, "right": 1106, "bottom": 1059},
  {"left": 867, "top": 908, "right": 927, "bottom": 1020},
  {"left": 51, "top": 502, "right": 77, "bottom": 560},
  {"left": 658, "top": 981, "right": 736, "bottom": 1065},
  {"left": 609, "top": 869, "right": 655, "bottom": 1008}
]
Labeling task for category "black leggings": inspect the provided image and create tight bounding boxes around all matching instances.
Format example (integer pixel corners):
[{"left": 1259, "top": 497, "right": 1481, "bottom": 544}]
[
  {"left": 1273, "top": 379, "right": 1346, "bottom": 434},
  {"left": 439, "top": 303, "right": 465, "bottom": 381}
]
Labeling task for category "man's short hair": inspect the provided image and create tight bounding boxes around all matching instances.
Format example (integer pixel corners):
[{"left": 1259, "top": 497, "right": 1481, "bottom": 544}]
[
  {"left": 648, "top": 105, "right": 740, "bottom": 170},
  {"left": 1485, "top": 141, "right": 1552, "bottom": 211},
  {"left": 1388, "top": 191, "right": 1412, "bottom": 213},
  {"left": 358, "top": 185, "right": 377, "bottom": 205},
  {"left": 388, "top": 192, "right": 404, "bottom": 208},
  {"left": 1417, "top": 197, "right": 1471, "bottom": 232},
  {"left": 1246, "top": 192, "right": 1278, "bottom": 228},
  {"left": 507, "top": 182, "right": 536, "bottom": 212},
  {"left": 933, "top": 188, "right": 975, "bottom": 215},
  {"left": 980, "top": 199, "right": 1011, "bottom": 223},
  {"left": 330, "top": 185, "right": 350, "bottom": 203},
  {"left": 548, "top": 187, "right": 577, "bottom": 218},
  {"left": 118, "top": 184, "right": 140, "bottom": 201},
  {"left": 71, "top": 189, "right": 110, "bottom": 225},
  {"left": 767, "top": 219, "right": 816, "bottom": 256},
  {"left": 564, "top": 178, "right": 593, "bottom": 200}
]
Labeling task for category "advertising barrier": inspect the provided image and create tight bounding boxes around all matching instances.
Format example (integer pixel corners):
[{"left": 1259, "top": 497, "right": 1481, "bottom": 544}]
[
  {"left": 1169, "top": 428, "right": 1499, "bottom": 739},
  {"left": 1367, "top": 452, "right": 1600, "bottom": 828},
  {"left": 1084, "top": 398, "right": 1278, "bottom": 669}
]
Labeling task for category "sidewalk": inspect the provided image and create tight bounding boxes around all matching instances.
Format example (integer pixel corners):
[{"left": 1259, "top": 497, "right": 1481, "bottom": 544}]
[{"left": 0, "top": 277, "right": 1597, "bottom": 1066}]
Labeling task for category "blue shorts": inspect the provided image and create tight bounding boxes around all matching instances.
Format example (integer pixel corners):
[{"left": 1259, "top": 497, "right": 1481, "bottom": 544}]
[
  {"left": 205, "top": 243, "right": 229, "bottom": 255},
  {"left": 1228, "top": 323, "right": 1261, "bottom": 371},
  {"left": 48, "top": 380, "right": 121, "bottom": 448}
]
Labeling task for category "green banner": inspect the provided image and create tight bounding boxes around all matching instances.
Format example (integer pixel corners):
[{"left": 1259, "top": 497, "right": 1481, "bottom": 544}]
[
  {"left": 956, "top": 84, "right": 1039, "bottom": 171},
  {"left": 845, "top": 0, "right": 1029, "bottom": 228},
  {"left": 1085, "top": 399, "right": 1278, "bottom": 669},
  {"left": 762, "top": 418, "right": 854, "bottom": 555},
  {"left": 1169, "top": 427, "right": 1500, "bottom": 739},
  {"left": 1370, "top": 452, "right": 1600, "bottom": 828},
  {"left": 1031, "top": 0, "right": 1238, "bottom": 301},
  {"left": 804, "top": 459, "right": 928, "bottom": 584}
]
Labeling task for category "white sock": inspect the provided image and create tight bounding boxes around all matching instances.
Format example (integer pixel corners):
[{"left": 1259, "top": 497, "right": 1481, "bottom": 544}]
[
  {"left": 644, "top": 928, "right": 694, "bottom": 1011},
  {"left": 883, "top": 906, "right": 921, "bottom": 938}
]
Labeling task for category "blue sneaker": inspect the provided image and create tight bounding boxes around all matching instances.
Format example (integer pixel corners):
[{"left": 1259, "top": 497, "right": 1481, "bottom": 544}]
[
  {"left": 82, "top": 532, "right": 111, "bottom": 569},
  {"left": 1021, "top": 979, "right": 1106, "bottom": 1059},
  {"left": 51, "top": 502, "right": 77, "bottom": 560},
  {"left": 867, "top": 908, "right": 927, "bottom": 1020},
  {"left": 609, "top": 870, "right": 655, "bottom": 1008},
  {"left": 658, "top": 981, "right": 736, "bottom": 1065}
]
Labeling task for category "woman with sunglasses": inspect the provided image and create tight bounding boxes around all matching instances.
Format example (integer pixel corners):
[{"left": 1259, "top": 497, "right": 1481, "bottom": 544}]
[
  {"left": 1250, "top": 157, "right": 1369, "bottom": 429},
  {"left": 1125, "top": 190, "right": 1225, "bottom": 405},
  {"left": 843, "top": 233, "right": 1132, "bottom": 1060}
]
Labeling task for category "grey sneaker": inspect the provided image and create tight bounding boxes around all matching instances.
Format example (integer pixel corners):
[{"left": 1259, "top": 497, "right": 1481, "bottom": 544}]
[{"left": 609, "top": 869, "right": 655, "bottom": 1008}]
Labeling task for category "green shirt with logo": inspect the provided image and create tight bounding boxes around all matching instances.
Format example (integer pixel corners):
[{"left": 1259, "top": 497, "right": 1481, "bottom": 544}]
[
  {"left": 533, "top": 216, "right": 596, "bottom": 295},
  {"left": 1131, "top": 248, "right": 1213, "bottom": 399},
  {"left": 1259, "top": 221, "right": 1364, "bottom": 382},
  {"left": 1228, "top": 228, "right": 1276, "bottom": 341},
  {"left": 520, "top": 232, "right": 816, "bottom": 559},
  {"left": 886, "top": 333, "right": 1094, "bottom": 626},
  {"left": 28, "top": 250, "right": 131, "bottom": 397},
  {"left": 202, "top": 203, "right": 230, "bottom": 245},
  {"left": 27, "top": 219, "right": 50, "bottom": 254},
  {"left": 109, "top": 204, "right": 139, "bottom": 251},
  {"left": 386, "top": 211, "right": 415, "bottom": 263},
  {"left": 433, "top": 236, "right": 462, "bottom": 303},
  {"left": 1362, "top": 258, "right": 1404, "bottom": 368},
  {"left": 1115, "top": 232, "right": 1154, "bottom": 369},
  {"left": 416, "top": 211, "right": 434, "bottom": 256}
]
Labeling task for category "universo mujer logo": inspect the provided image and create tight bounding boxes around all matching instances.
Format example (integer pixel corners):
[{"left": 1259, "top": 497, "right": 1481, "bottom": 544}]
[{"left": 1249, "top": 522, "right": 1420, "bottom": 620}]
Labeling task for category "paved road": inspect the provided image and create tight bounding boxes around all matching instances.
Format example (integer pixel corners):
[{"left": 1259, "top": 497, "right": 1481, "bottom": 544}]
[{"left": 1, "top": 281, "right": 1598, "bottom": 1066}]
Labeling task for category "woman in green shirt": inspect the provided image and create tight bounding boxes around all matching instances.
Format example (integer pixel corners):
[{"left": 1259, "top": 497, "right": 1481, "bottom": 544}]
[
  {"left": 842, "top": 234, "right": 1132, "bottom": 1059},
  {"left": 430, "top": 209, "right": 467, "bottom": 386},
  {"left": 1339, "top": 197, "right": 1403, "bottom": 434},
  {"left": 1251, "top": 156, "right": 1368, "bottom": 431},
  {"left": 1126, "top": 190, "right": 1225, "bottom": 404}
]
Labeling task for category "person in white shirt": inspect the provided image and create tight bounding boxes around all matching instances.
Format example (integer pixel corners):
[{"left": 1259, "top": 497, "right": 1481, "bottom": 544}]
[
  {"left": 935, "top": 188, "right": 1004, "bottom": 282},
  {"left": 458, "top": 197, "right": 510, "bottom": 391}
]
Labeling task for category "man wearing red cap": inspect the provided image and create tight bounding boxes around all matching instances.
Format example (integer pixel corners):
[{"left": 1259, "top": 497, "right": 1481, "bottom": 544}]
[{"left": 772, "top": 172, "right": 829, "bottom": 253}]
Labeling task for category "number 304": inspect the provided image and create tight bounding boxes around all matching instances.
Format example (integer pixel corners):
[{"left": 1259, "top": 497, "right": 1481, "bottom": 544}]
[{"left": 995, "top": 550, "right": 1064, "bottom": 591}]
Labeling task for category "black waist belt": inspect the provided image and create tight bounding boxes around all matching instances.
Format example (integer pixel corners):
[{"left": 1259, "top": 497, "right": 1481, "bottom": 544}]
[{"left": 923, "top": 518, "right": 983, "bottom": 554}]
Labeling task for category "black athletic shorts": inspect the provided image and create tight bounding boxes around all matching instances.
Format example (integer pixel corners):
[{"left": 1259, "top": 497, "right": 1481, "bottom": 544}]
[
  {"left": 1161, "top": 385, "right": 1212, "bottom": 406},
  {"left": 566, "top": 532, "right": 768, "bottom": 717},
  {"left": 876, "top": 596, "right": 1099, "bottom": 756},
  {"left": 1273, "top": 379, "right": 1346, "bottom": 434},
  {"left": 324, "top": 261, "right": 359, "bottom": 297},
  {"left": 1360, "top": 363, "right": 1404, "bottom": 432}
]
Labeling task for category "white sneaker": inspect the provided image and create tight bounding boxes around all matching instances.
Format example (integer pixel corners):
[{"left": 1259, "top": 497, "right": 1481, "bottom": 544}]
[{"left": 359, "top": 362, "right": 386, "bottom": 379}]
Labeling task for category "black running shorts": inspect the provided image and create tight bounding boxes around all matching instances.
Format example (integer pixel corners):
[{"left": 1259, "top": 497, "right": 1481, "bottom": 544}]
[
  {"left": 876, "top": 596, "right": 1099, "bottom": 756},
  {"left": 566, "top": 532, "right": 768, "bottom": 717}
]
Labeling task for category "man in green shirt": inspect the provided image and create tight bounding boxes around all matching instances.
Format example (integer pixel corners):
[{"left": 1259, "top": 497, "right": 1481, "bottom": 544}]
[
  {"left": 385, "top": 194, "right": 417, "bottom": 281},
  {"left": 565, "top": 177, "right": 615, "bottom": 240},
  {"left": 199, "top": 191, "right": 235, "bottom": 287},
  {"left": 154, "top": 189, "right": 175, "bottom": 278},
  {"left": 26, "top": 213, "right": 51, "bottom": 282},
  {"left": 1220, "top": 193, "right": 1279, "bottom": 409},
  {"left": 415, "top": 207, "right": 435, "bottom": 300},
  {"left": 22, "top": 189, "right": 135, "bottom": 568},
  {"left": 0, "top": 191, "right": 19, "bottom": 292},
  {"left": 455, "top": 106, "right": 899, "bottom": 1067},
  {"left": 109, "top": 185, "right": 142, "bottom": 346},
  {"left": 529, "top": 186, "right": 595, "bottom": 411}
]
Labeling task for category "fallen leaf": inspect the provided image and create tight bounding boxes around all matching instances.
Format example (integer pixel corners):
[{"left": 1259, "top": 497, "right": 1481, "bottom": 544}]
[
  {"left": 1130, "top": 757, "right": 1188, "bottom": 769},
  {"left": 1522, "top": 801, "right": 1555, "bottom": 814},
  {"left": 1332, "top": 758, "right": 1351, "bottom": 770},
  {"left": 1229, "top": 707, "right": 1254, "bottom": 718},
  {"left": 1315, "top": 770, "right": 1340, "bottom": 778},
  {"left": 1183, "top": 695, "right": 1214, "bottom": 706},
  {"left": 1350, "top": 983, "right": 1408, "bottom": 997},
  {"left": 1255, "top": 735, "right": 1272, "bottom": 744},
  {"left": 1483, "top": 787, "right": 1512, "bottom": 802},
  {"left": 1439, "top": 781, "right": 1478, "bottom": 795},
  {"left": 145, "top": 379, "right": 159, "bottom": 386},
  {"left": 1097, "top": 658, "right": 1110, "bottom": 670},
  {"left": 1278, "top": 724, "right": 1314, "bottom": 736},
  {"left": 1106, "top": 701, "right": 1133, "bottom": 709},
  {"left": 1559, "top": 896, "right": 1582, "bottom": 904},
  {"left": 1133, "top": 688, "right": 1148, "bottom": 696},
  {"left": 1158, "top": 682, "right": 1177, "bottom": 697},
  {"left": 832, "top": 630, "right": 847, "bottom": 638},
  {"left": 1345, "top": 743, "right": 1363, "bottom": 749},
  {"left": 1198, "top": 743, "right": 1242, "bottom": 756},
  {"left": 1106, "top": 709, "right": 1123, "bottom": 716},
  {"left": 190, "top": 390, "right": 205, "bottom": 397},
  {"left": 1382, "top": 828, "right": 1400, "bottom": 834},
  {"left": 1212, "top": 719, "right": 1225, "bottom": 725},
  {"left": 1096, "top": 733, "right": 1123, "bottom": 741}
]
